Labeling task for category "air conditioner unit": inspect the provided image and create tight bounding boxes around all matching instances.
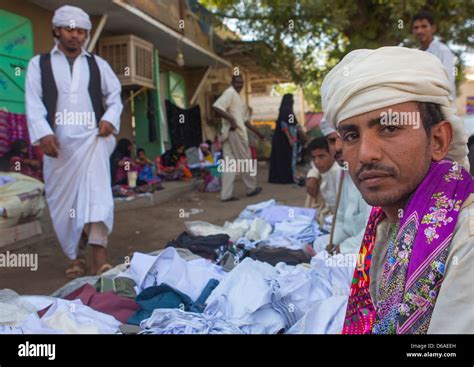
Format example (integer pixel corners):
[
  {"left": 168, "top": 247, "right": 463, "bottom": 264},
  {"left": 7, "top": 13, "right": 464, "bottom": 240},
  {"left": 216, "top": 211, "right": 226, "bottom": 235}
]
[{"left": 98, "top": 34, "right": 155, "bottom": 89}]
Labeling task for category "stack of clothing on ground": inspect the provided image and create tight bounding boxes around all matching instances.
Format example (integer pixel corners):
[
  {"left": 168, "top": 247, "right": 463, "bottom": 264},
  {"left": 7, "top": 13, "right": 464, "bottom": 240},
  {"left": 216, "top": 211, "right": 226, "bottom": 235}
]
[
  {"left": 183, "top": 199, "right": 324, "bottom": 267},
  {"left": 0, "top": 172, "right": 45, "bottom": 229},
  {"left": 0, "top": 200, "right": 355, "bottom": 334}
]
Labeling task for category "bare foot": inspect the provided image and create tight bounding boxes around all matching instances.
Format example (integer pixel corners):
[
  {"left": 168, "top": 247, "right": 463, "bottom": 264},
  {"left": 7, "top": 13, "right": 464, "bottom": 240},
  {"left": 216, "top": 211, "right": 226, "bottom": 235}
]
[
  {"left": 90, "top": 245, "right": 110, "bottom": 275},
  {"left": 65, "top": 258, "right": 86, "bottom": 279}
]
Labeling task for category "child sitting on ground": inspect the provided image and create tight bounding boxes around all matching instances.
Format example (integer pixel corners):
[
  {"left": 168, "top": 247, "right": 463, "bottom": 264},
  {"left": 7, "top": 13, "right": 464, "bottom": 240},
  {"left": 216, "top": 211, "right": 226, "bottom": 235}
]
[
  {"left": 199, "top": 142, "right": 214, "bottom": 165},
  {"left": 136, "top": 148, "right": 163, "bottom": 189},
  {"left": 157, "top": 145, "right": 193, "bottom": 181},
  {"left": 199, "top": 168, "right": 221, "bottom": 193}
]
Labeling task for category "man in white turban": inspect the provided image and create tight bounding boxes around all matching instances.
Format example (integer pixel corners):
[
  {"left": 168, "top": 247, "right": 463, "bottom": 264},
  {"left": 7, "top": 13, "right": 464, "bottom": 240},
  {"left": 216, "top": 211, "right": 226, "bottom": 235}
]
[
  {"left": 321, "top": 46, "right": 473, "bottom": 334},
  {"left": 52, "top": 5, "right": 92, "bottom": 36},
  {"left": 26, "top": 5, "right": 123, "bottom": 278}
]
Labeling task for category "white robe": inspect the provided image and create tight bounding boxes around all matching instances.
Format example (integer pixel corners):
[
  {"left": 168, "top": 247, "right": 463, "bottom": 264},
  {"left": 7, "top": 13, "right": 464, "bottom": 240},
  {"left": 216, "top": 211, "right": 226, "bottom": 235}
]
[
  {"left": 25, "top": 45, "right": 122, "bottom": 259},
  {"left": 332, "top": 172, "right": 372, "bottom": 254},
  {"left": 425, "top": 39, "right": 456, "bottom": 100},
  {"left": 305, "top": 161, "right": 340, "bottom": 213}
]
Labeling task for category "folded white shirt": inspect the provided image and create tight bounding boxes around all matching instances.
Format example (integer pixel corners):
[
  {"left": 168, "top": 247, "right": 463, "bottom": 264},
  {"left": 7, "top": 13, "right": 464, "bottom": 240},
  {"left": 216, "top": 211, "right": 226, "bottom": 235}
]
[{"left": 126, "top": 247, "right": 225, "bottom": 301}]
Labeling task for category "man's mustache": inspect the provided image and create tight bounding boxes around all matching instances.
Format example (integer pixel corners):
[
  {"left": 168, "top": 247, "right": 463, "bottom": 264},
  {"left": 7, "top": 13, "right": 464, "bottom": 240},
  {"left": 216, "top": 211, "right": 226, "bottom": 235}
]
[{"left": 355, "top": 162, "right": 396, "bottom": 179}]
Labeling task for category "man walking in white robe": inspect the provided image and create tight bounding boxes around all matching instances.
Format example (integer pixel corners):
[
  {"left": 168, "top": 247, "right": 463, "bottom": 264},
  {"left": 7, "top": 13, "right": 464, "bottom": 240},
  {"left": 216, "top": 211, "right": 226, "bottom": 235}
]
[
  {"left": 25, "top": 5, "right": 123, "bottom": 278},
  {"left": 213, "top": 74, "right": 263, "bottom": 201}
]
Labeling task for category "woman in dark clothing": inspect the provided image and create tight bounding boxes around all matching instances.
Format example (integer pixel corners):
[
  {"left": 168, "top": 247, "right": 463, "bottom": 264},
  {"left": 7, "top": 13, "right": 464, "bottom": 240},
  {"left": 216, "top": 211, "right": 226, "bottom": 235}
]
[
  {"left": 157, "top": 144, "right": 192, "bottom": 181},
  {"left": 160, "top": 144, "right": 186, "bottom": 168},
  {"left": 268, "top": 94, "right": 297, "bottom": 184}
]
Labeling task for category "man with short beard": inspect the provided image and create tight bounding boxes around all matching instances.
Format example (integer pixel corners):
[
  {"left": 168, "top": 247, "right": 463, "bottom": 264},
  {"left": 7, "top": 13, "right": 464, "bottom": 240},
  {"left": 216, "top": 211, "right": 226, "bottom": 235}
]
[
  {"left": 25, "top": 5, "right": 123, "bottom": 278},
  {"left": 322, "top": 46, "right": 473, "bottom": 334}
]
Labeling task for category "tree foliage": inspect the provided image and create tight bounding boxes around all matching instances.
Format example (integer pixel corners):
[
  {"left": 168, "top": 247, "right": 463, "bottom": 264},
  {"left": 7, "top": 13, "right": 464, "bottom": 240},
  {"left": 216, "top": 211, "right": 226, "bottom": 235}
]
[{"left": 201, "top": 0, "right": 473, "bottom": 110}]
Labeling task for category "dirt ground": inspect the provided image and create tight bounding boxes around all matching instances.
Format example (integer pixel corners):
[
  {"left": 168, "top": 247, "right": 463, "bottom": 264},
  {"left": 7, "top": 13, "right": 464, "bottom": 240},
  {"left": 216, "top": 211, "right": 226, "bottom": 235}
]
[{"left": 0, "top": 165, "right": 307, "bottom": 295}]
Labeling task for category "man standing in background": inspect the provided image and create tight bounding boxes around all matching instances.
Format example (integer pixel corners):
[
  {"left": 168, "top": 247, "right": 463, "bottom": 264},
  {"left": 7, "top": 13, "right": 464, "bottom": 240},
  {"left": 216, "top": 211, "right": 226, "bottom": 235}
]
[
  {"left": 412, "top": 10, "right": 456, "bottom": 100},
  {"left": 213, "top": 74, "right": 263, "bottom": 202}
]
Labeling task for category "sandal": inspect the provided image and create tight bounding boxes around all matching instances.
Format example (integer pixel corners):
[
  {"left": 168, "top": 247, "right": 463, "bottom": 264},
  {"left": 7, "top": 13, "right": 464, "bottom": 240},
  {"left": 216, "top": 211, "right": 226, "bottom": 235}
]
[
  {"left": 65, "top": 258, "right": 86, "bottom": 279},
  {"left": 95, "top": 263, "right": 113, "bottom": 276}
]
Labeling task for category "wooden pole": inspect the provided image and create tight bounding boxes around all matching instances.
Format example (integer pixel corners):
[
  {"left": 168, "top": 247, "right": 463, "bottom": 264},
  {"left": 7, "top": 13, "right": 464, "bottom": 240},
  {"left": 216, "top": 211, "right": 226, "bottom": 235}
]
[
  {"left": 87, "top": 14, "right": 108, "bottom": 53},
  {"left": 328, "top": 171, "right": 345, "bottom": 251}
]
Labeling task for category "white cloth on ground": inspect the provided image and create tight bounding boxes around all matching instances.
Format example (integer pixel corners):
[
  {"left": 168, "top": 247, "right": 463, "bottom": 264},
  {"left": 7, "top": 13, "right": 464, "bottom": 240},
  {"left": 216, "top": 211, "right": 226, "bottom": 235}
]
[
  {"left": 0, "top": 289, "right": 37, "bottom": 326},
  {"left": 125, "top": 247, "right": 225, "bottom": 301},
  {"left": 186, "top": 218, "right": 272, "bottom": 243},
  {"left": 238, "top": 199, "right": 276, "bottom": 220},
  {"left": 235, "top": 237, "right": 260, "bottom": 250},
  {"left": 259, "top": 205, "right": 316, "bottom": 226},
  {"left": 0, "top": 313, "right": 62, "bottom": 334},
  {"left": 0, "top": 297, "right": 120, "bottom": 334},
  {"left": 286, "top": 295, "right": 348, "bottom": 334},
  {"left": 20, "top": 295, "right": 63, "bottom": 311},
  {"left": 205, "top": 258, "right": 285, "bottom": 334},
  {"left": 203, "top": 253, "right": 354, "bottom": 333},
  {"left": 139, "top": 299, "right": 257, "bottom": 334},
  {"left": 245, "top": 217, "right": 273, "bottom": 242},
  {"left": 41, "top": 299, "right": 120, "bottom": 334},
  {"left": 313, "top": 234, "right": 330, "bottom": 252},
  {"left": 281, "top": 251, "right": 354, "bottom": 333},
  {"left": 268, "top": 252, "right": 353, "bottom": 330},
  {"left": 263, "top": 215, "right": 321, "bottom": 250},
  {"left": 0, "top": 176, "right": 16, "bottom": 186},
  {"left": 185, "top": 219, "right": 250, "bottom": 242}
]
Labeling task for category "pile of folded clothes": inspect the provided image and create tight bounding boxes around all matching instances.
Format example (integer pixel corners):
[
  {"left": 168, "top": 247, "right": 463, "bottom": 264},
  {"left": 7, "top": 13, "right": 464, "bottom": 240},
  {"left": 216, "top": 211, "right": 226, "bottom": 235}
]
[{"left": 1, "top": 201, "right": 353, "bottom": 335}]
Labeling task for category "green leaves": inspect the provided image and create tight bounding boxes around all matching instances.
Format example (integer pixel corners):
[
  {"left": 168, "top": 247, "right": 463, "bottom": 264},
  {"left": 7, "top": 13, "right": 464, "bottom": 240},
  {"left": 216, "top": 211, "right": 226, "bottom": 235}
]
[{"left": 201, "top": 0, "right": 473, "bottom": 110}]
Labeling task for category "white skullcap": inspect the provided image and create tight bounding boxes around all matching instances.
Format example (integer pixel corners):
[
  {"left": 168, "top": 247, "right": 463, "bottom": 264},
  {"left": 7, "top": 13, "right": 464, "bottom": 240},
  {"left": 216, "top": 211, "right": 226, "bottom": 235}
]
[{"left": 319, "top": 117, "right": 336, "bottom": 136}]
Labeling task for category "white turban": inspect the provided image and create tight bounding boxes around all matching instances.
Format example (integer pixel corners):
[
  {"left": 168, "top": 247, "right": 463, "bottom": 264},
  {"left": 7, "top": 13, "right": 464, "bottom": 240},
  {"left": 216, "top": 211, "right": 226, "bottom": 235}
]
[
  {"left": 321, "top": 46, "right": 469, "bottom": 169},
  {"left": 52, "top": 5, "right": 92, "bottom": 31},
  {"left": 319, "top": 117, "right": 336, "bottom": 136}
]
